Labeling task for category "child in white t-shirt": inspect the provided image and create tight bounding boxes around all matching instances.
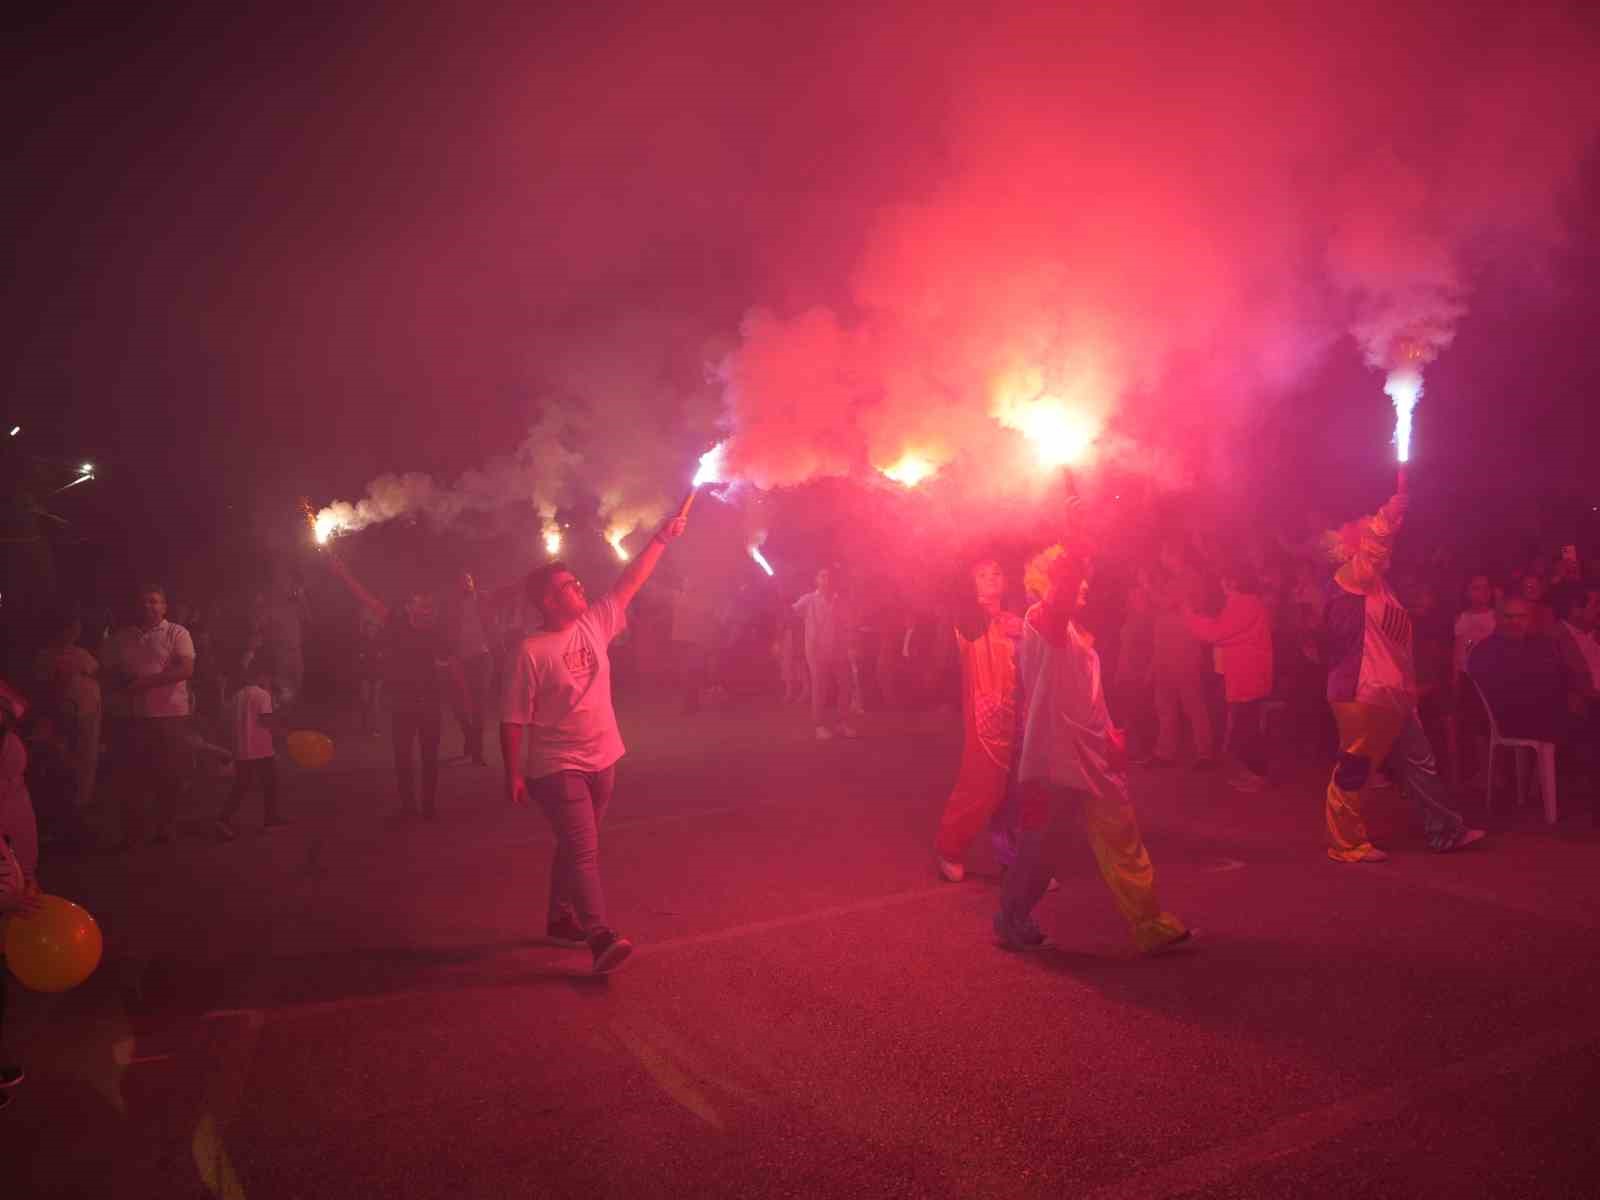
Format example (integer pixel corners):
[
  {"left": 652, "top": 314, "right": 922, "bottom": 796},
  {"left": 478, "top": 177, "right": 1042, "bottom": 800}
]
[{"left": 217, "top": 659, "right": 285, "bottom": 841}]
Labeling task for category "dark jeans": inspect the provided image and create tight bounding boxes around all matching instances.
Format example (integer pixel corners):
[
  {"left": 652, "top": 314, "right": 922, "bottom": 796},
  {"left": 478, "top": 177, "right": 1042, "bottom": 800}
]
[
  {"left": 221, "top": 756, "right": 280, "bottom": 824},
  {"left": 392, "top": 705, "right": 441, "bottom": 816},
  {"left": 1227, "top": 699, "right": 1268, "bottom": 778},
  {"left": 531, "top": 766, "right": 616, "bottom": 934},
  {"left": 451, "top": 653, "right": 492, "bottom": 761},
  {"left": 121, "top": 716, "right": 190, "bottom": 842}
]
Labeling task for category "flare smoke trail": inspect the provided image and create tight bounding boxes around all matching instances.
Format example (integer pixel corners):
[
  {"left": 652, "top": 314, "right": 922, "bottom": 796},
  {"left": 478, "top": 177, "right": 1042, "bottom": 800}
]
[
  {"left": 702, "top": 2, "right": 1600, "bottom": 493},
  {"left": 302, "top": 1, "right": 1597, "bottom": 539}
]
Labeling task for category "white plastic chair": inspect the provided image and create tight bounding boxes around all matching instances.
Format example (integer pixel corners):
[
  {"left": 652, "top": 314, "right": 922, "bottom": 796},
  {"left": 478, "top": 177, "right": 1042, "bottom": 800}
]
[{"left": 1469, "top": 676, "right": 1558, "bottom": 823}]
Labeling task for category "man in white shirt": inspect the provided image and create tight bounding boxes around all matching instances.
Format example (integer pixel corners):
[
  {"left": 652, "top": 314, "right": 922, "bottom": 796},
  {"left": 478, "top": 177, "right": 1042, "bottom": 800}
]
[
  {"left": 104, "top": 585, "right": 195, "bottom": 848},
  {"left": 793, "top": 568, "right": 857, "bottom": 741},
  {"left": 501, "top": 511, "right": 688, "bottom": 975},
  {"left": 1550, "top": 583, "right": 1600, "bottom": 696},
  {"left": 997, "top": 543, "right": 1190, "bottom": 955}
]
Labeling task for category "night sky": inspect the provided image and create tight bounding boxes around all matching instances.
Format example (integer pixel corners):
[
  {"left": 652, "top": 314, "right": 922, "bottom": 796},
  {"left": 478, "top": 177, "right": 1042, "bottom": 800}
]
[{"left": 5, "top": 2, "right": 1599, "bottom": 598}]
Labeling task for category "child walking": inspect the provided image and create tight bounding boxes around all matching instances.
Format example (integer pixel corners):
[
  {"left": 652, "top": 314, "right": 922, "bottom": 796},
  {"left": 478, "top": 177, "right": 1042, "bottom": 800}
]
[{"left": 217, "top": 657, "right": 285, "bottom": 841}]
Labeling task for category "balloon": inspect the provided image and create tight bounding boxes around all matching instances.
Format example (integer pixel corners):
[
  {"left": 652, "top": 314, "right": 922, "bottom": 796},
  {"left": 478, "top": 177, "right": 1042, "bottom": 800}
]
[
  {"left": 4, "top": 894, "right": 103, "bottom": 993},
  {"left": 285, "top": 730, "right": 335, "bottom": 769}
]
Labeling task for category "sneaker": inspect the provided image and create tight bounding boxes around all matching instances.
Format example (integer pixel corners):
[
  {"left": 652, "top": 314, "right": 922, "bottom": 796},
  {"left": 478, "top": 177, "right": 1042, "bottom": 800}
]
[
  {"left": 936, "top": 856, "right": 966, "bottom": 883},
  {"left": 214, "top": 820, "right": 239, "bottom": 843},
  {"left": 1436, "top": 827, "right": 1487, "bottom": 854},
  {"left": 1228, "top": 770, "right": 1266, "bottom": 793},
  {"left": 0, "top": 1064, "right": 23, "bottom": 1088},
  {"left": 1143, "top": 928, "right": 1196, "bottom": 957},
  {"left": 992, "top": 912, "right": 1051, "bottom": 952},
  {"left": 1329, "top": 845, "right": 1389, "bottom": 863},
  {"left": 815, "top": 726, "right": 834, "bottom": 742},
  {"left": 839, "top": 725, "right": 859, "bottom": 739},
  {"left": 1045, "top": 876, "right": 1061, "bottom": 893},
  {"left": 546, "top": 915, "right": 589, "bottom": 947},
  {"left": 590, "top": 929, "right": 635, "bottom": 975}
]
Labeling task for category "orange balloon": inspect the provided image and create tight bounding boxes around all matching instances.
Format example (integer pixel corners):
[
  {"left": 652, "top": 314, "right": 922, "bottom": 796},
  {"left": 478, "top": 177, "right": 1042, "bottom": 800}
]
[
  {"left": 286, "top": 730, "right": 335, "bottom": 769},
  {"left": 4, "top": 894, "right": 103, "bottom": 993}
]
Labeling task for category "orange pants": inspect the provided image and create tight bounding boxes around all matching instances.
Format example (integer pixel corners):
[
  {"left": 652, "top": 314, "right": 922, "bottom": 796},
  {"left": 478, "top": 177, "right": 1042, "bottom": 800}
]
[{"left": 934, "top": 741, "right": 1009, "bottom": 862}]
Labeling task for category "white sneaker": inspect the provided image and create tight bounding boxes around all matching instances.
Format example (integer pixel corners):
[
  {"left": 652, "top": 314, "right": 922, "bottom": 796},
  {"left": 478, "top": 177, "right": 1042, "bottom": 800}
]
[
  {"left": 936, "top": 856, "right": 965, "bottom": 883},
  {"left": 839, "top": 725, "right": 859, "bottom": 739},
  {"left": 815, "top": 726, "right": 834, "bottom": 741}
]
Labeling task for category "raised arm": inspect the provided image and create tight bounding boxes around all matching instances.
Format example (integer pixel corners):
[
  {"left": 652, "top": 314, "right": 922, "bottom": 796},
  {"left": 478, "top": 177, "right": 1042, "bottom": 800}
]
[
  {"left": 607, "top": 514, "right": 688, "bottom": 611},
  {"left": 1341, "top": 492, "right": 1407, "bottom": 592},
  {"left": 325, "top": 552, "right": 391, "bottom": 624}
]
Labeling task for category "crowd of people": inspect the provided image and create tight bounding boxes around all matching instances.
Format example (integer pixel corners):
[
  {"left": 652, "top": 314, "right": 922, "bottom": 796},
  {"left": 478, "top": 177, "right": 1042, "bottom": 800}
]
[{"left": 3, "top": 485, "right": 1599, "bottom": 1017}]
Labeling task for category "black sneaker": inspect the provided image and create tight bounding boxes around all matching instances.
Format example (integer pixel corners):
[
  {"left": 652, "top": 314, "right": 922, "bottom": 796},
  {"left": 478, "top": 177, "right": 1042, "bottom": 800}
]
[
  {"left": 546, "top": 915, "right": 588, "bottom": 947},
  {"left": 589, "top": 929, "right": 635, "bottom": 975},
  {"left": 214, "top": 820, "right": 239, "bottom": 843},
  {"left": 0, "top": 1064, "right": 23, "bottom": 1088}
]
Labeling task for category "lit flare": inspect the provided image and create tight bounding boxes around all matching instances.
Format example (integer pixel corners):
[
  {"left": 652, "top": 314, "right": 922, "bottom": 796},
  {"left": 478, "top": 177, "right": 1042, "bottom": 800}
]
[
  {"left": 995, "top": 393, "right": 1097, "bottom": 468},
  {"left": 881, "top": 451, "right": 937, "bottom": 488},
  {"left": 606, "top": 527, "right": 631, "bottom": 562},
  {"left": 749, "top": 544, "right": 775, "bottom": 576}
]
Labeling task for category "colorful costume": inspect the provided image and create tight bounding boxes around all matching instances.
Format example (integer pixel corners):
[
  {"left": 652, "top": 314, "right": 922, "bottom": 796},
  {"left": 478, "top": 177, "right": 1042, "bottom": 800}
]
[
  {"left": 934, "top": 612, "right": 1019, "bottom": 865},
  {"left": 998, "top": 607, "right": 1187, "bottom": 952},
  {"left": 1322, "top": 498, "right": 1469, "bottom": 859}
]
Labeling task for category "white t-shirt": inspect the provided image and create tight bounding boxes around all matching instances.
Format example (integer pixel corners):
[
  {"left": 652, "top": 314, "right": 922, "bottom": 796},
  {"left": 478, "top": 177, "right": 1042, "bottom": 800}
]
[
  {"left": 501, "top": 596, "right": 627, "bottom": 778},
  {"left": 231, "top": 684, "right": 275, "bottom": 760},
  {"left": 110, "top": 621, "right": 196, "bottom": 718},
  {"left": 1560, "top": 620, "right": 1600, "bottom": 691},
  {"left": 794, "top": 590, "right": 849, "bottom": 663},
  {"left": 1357, "top": 580, "right": 1416, "bottom": 713},
  {"left": 1014, "top": 608, "right": 1124, "bottom": 801},
  {"left": 1453, "top": 609, "right": 1497, "bottom": 677}
]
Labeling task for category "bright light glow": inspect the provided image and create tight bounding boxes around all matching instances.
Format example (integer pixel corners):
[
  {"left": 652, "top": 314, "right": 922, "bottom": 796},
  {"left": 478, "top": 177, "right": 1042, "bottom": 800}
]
[
  {"left": 693, "top": 442, "right": 729, "bottom": 486},
  {"left": 1384, "top": 367, "right": 1422, "bottom": 464},
  {"left": 881, "top": 451, "right": 938, "bottom": 488},
  {"left": 312, "top": 512, "right": 341, "bottom": 545},
  {"left": 749, "top": 545, "right": 775, "bottom": 576},
  {"left": 606, "top": 528, "right": 631, "bottom": 562},
  {"left": 995, "top": 393, "right": 1098, "bottom": 468},
  {"left": 7, "top": 426, "right": 18, "bottom": 437},
  {"left": 80, "top": 463, "right": 94, "bottom": 475},
  {"left": 543, "top": 527, "right": 562, "bottom": 556}
]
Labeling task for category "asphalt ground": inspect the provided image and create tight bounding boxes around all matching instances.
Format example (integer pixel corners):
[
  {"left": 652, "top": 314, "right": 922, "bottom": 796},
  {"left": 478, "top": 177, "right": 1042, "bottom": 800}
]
[{"left": 4, "top": 695, "right": 1599, "bottom": 1199}]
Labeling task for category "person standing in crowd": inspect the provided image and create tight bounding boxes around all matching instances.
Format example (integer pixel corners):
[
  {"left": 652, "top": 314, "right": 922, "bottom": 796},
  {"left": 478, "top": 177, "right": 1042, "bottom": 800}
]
[
  {"left": 1185, "top": 564, "right": 1274, "bottom": 791},
  {"left": 33, "top": 614, "right": 101, "bottom": 817},
  {"left": 1149, "top": 570, "right": 1214, "bottom": 768},
  {"left": 102, "top": 586, "right": 196, "bottom": 849},
  {"left": 326, "top": 555, "right": 458, "bottom": 823},
  {"left": 1518, "top": 574, "right": 1555, "bottom": 636},
  {"left": 501, "top": 512, "right": 688, "bottom": 976},
  {"left": 1550, "top": 582, "right": 1600, "bottom": 700},
  {"left": 1, "top": 679, "right": 43, "bottom": 1108},
  {"left": 1449, "top": 573, "right": 1498, "bottom": 787},
  {"left": 934, "top": 559, "right": 1022, "bottom": 883},
  {"left": 995, "top": 543, "right": 1191, "bottom": 955},
  {"left": 450, "top": 572, "right": 493, "bottom": 765},
  {"left": 794, "top": 567, "right": 857, "bottom": 741},
  {"left": 1321, "top": 494, "right": 1483, "bottom": 863},
  {"left": 217, "top": 654, "right": 286, "bottom": 841}
]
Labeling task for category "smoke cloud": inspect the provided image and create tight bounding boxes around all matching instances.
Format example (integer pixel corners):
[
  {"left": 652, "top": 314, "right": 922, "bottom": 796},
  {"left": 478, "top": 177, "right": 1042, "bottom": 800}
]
[{"left": 312, "top": 0, "right": 1600, "bottom": 538}]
